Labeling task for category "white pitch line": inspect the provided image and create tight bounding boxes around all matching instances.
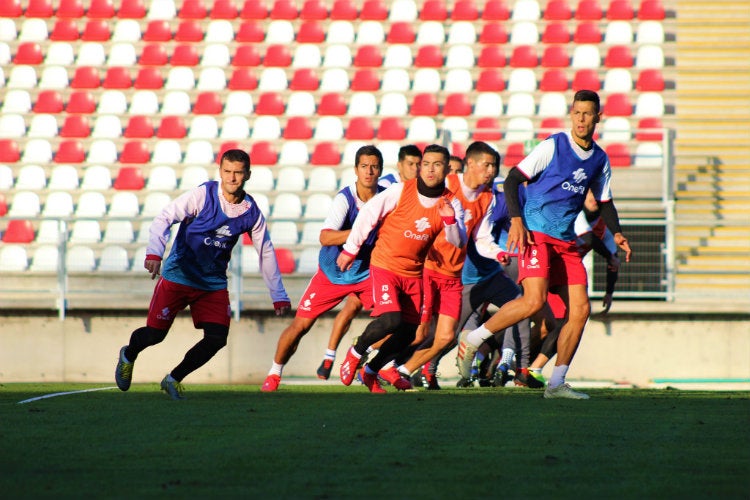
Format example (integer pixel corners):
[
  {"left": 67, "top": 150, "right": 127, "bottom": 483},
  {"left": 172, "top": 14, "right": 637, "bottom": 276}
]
[{"left": 17, "top": 386, "right": 118, "bottom": 405}]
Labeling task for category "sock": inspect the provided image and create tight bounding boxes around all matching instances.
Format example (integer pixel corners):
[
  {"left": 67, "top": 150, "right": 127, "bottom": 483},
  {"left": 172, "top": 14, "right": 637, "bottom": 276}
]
[
  {"left": 549, "top": 364, "right": 569, "bottom": 388},
  {"left": 364, "top": 364, "right": 377, "bottom": 376},
  {"left": 500, "top": 348, "right": 515, "bottom": 366},
  {"left": 350, "top": 347, "right": 363, "bottom": 360},
  {"left": 397, "top": 365, "right": 410, "bottom": 377},
  {"left": 365, "top": 346, "right": 374, "bottom": 354},
  {"left": 268, "top": 362, "right": 283, "bottom": 377},
  {"left": 324, "top": 349, "right": 336, "bottom": 361},
  {"left": 466, "top": 325, "right": 493, "bottom": 347},
  {"left": 529, "top": 367, "right": 543, "bottom": 376}
]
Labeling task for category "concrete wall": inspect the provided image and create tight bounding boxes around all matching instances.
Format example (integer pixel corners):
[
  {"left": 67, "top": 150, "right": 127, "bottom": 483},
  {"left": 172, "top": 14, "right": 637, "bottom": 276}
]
[{"left": 1, "top": 310, "right": 749, "bottom": 387}]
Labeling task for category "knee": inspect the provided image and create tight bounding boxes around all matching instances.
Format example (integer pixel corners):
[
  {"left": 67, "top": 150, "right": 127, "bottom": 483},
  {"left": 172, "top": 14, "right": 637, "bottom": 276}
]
[
  {"left": 203, "top": 323, "right": 229, "bottom": 350},
  {"left": 567, "top": 301, "right": 590, "bottom": 325},
  {"left": 521, "top": 295, "right": 547, "bottom": 317},
  {"left": 377, "top": 311, "right": 402, "bottom": 333}
]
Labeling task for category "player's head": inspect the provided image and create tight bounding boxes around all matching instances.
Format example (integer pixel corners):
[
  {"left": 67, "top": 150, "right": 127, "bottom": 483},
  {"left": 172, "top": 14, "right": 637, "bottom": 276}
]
[
  {"left": 219, "top": 149, "right": 251, "bottom": 198},
  {"left": 570, "top": 90, "right": 602, "bottom": 145},
  {"left": 397, "top": 144, "right": 422, "bottom": 181},
  {"left": 448, "top": 155, "right": 464, "bottom": 174},
  {"left": 463, "top": 141, "right": 498, "bottom": 188},
  {"left": 420, "top": 144, "right": 450, "bottom": 188},
  {"left": 354, "top": 145, "right": 383, "bottom": 190}
]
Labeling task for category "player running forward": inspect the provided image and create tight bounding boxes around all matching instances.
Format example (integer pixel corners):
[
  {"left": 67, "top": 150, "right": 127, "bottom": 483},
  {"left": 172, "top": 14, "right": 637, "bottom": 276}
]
[
  {"left": 261, "top": 145, "right": 385, "bottom": 392},
  {"left": 337, "top": 144, "right": 467, "bottom": 393},
  {"left": 456, "top": 90, "right": 632, "bottom": 400},
  {"left": 114, "top": 149, "right": 291, "bottom": 400}
]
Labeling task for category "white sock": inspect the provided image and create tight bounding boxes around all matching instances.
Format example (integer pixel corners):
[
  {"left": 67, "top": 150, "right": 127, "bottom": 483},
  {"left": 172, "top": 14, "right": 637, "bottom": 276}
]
[
  {"left": 549, "top": 365, "right": 569, "bottom": 388},
  {"left": 350, "top": 347, "right": 362, "bottom": 359},
  {"left": 268, "top": 362, "right": 284, "bottom": 377},
  {"left": 529, "top": 367, "right": 543, "bottom": 376},
  {"left": 324, "top": 349, "right": 336, "bottom": 361},
  {"left": 466, "top": 324, "right": 493, "bottom": 347},
  {"left": 500, "top": 348, "right": 515, "bottom": 366},
  {"left": 365, "top": 346, "right": 374, "bottom": 354},
  {"left": 397, "top": 365, "right": 410, "bottom": 377}
]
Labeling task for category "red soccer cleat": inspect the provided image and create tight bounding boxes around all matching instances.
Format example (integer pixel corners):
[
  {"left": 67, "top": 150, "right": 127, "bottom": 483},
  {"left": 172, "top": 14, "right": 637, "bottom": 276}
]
[
  {"left": 392, "top": 376, "right": 413, "bottom": 391},
  {"left": 378, "top": 364, "right": 401, "bottom": 385},
  {"left": 339, "top": 347, "right": 361, "bottom": 386},
  {"left": 360, "top": 367, "right": 386, "bottom": 394},
  {"left": 261, "top": 374, "right": 281, "bottom": 392}
]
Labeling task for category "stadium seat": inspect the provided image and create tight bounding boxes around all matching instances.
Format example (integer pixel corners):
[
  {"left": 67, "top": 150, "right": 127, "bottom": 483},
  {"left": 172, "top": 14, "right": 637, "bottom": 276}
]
[
  {"left": 102, "top": 67, "right": 131, "bottom": 89},
  {"left": 112, "top": 19, "right": 142, "bottom": 42},
  {"left": 179, "top": 0, "right": 207, "bottom": 18},
  {"left": 506, "top": 93, "right": 536, "bottom": 117},
  {"left": 50, "top": 19, "right": 79, "bottom": 41},
  {"left": 270, "top": 0, "right": 298, "bottom": 19},
  {"left": 383, "top": 45, "right": 413, "bottom": 68},
  {"left": 15, "top": 164, "right": 46, "bottom": 190},
  {"left": 313, "top": 117, "right": 344, "bottom": 140},
  {"left": 576, "top": 0, "right": 603, "bottom": 20},
  {"left": 354, "top": 45, "right": 383, "bottom": 67},
  {"left": 7, "top": 66, "right": 37, "bottom": 89},
  {"left": 45, "top": 42, "right": 75, "bottom": 66},
  {"left": 445, "top": 45, "right": 475, "bottom": 69},
  {"left": 48, "top": 165, "right": 80, "bottom": 190},
  {"left": 310, "top": 142, "right": 341, "bottom": 165},
  {"left": 0, "top": 114, "right": 25, "bottom": 138},
  {"left": 407, "top": 116, "right": 438, "bottom": 142},
  {"left": 635, "top": 93, "right": 665, "bottom": 117},
  {"left": 477, "top": 46, "right": 506, "bottom": 68},
  {"left": 606, "top": 143, "right": 632, "bottom": 167},
  {"left": 443, "top": 93, "right": 473, "bottom": 117},
  {"left": 413, "top": 68, "right": 441, "bottom": 93},
  {"left": 70, "top": 219, "right": 102, "bottom": 245},
  {"left": 197, "top": 67, "right": 227, "bottom": 91},
  {"left": 483, "top": 0, "right": 510, "bottom": 20},
  {"left": 141, "top": 192, "right": 172, "bottom": 217},
  {"left": 194, "top": 92, "right": 223, "bottom": 115},
  {"left": 30, "top": 245, "right": 60, "bottom": 272},
  {"left": 357, "top": 20, "right": 386, "bottom": 45},
  {"left": 541, "top": 45, "right": 570, "bottom": 68},
  {"left": 175, "top": 20, "right": 204, "bottom": 42},
  {"left": 143, "top": 20, "right": 172, "bottom": 41},
  {"left": 605, "top": 45, "right": 634, "bottom": 68},
  {"left": 318, "top": 93, "right": 347, "bottom": 116},
  {"left": 538, "top": 93, "right": 568, "bottom": 117},
  {"left": 605, "top": 21, "right": 633, "bottom": 45},
  {"left": 540, "top": 68, "right": 569, "bottom": 91},
  {"left": 43, "top": 191, "right": 74, "bottom": 218},
  {"left": 188, "top": 116, "right": 219, "bottom": 139},
  {"left": 60, "top": 115, "right": 91, "bottom": 138},
  {"left": 274, "top": 248, "right": 296, "bottom": 274},
  {"left": 66, "top": 245, "right": 96, "bottom": 272},
  {"left": 542, "top": 22, "right": 570, "bottom": 43},
  {"left": 572, "top": 68, "right": 601, "bottom": 91},
  {"left": 113, "top": 167, "right": 146, "bottom": 191},
  {"left": 2, "top": 220, "right": 35, "bottom": 243},
  {"left": 14, "top": 42, "right": 44, "bottom": 64},
  {"left": 228, "top": 68, "right": 258, "bottom": 90},
  {"left": 35, "top": 67, "right": 68, "bottom": 91},
  {"left": 160, "top": 90, "right": 191, "bottom": 115},
  {"left": 544, "top": 0, "right": 571, "bottom": 19},
  {"left": 301, "top": 0, "right": 328, "bottom": 19},
  {"left": 146, "top": 165, "right": 178, "bottom": 191},
  {"left": 205, "top": 19, "right": 234, "bottom": 43},
  {"left": 140, "top": 44, "right": 169, "bottom": 66},
  {"left": 638, "top": 0, "right": 665, "bottom": 20},
  {"left": 538, "top": 117, "right": 566, "bottom": 138},
  {"left": 119, "top": 141, "right": 152, "bottom": 164},
  {"left": 510, "top": 21, "right": 539, "bottom": 45},
  {"left": 172, "top": 44, "right": 200, "bottom": 66},
  {"left": 346, "top": 117, "right": 375, "bottom": 140},
  {"left": 571, "top": 45, "right": 601, "bottom": 68},
  {"left": 270, "top": 221, "right": 300, "bottom": 247},
  {"left": 415, "top": 45, "right": 444, "bottom": 68},
  {"left": 0, "top": 139, "right": 20, "bottom": 162},
  {"left": 103, "top": 221, "right": 136, "bottom": 244},
  {"left": 82, "top": 20, "right": 111, "bottom": 41},
  {"left": 505, "top": 116, "right": 534, "bottom": 141},
  {"left": 452, "top": 0, "right": 479, "bottom": 20},
  {"left": 133, "top": 67, "right": 163, "bottom": 89},
  {"left": 637, "top": 20, "right": 665, "bottom": 44},
  {"left": 76, "top": 42, "right": 106, "bottom": 66},
  {"left": 635, "top": 118, "right": 664, "bottom": 141},
  {"left": 636, "top": 45, "right": 665, "bottom": 69},
  {"left": 447, "top": 21, "right": 477, "bottom": 45},
  {"left": 9, "top": 191, "right": 40, "bottom": 217},
  {"left": 387, "top": 22, "right": 415, "bottom": 43},
  {"left": 473, "top": 93, "right": 504, "bottom": 117},
  {"left": 377, "top": 117, "right": 407, "bottom": 140},
  {"left": 504, "top": 143, "right": 526, "bottom": 166},
  {"left": 0, "top": 245, "right": 28, "bottom": 272},
  {"left": 34, "top": 90, "right": 64, "bottom": 113},
  {"left": 278, "top": 142, "right": 309, "bottom": 167},
  {"left": 157, "top": 116, "right": 187, "bottom": 139},
  {"left": 507, "top": 68, "right": 537, "bottom": 92},
  {"left": 607, "top": 0, "right": 635, "bottom": 19},
  {"left": 604, "top": 93, "right": 633, "bottom": 116},
  {"left": 283, "top": 116, "right": 313, "bottom": 139},
  {"left": 330, "top": 0, "right": 357, "bottom": 19},
  {"left": 348, "top": 92, "right": 378, "bottom": 116},
  {"left": 0, "top": 166, "right": 12, "bottom": 190},
  {"left": 271, "top": 191, "right": 303, "bottom": 219},
  {"left": 98, "top": 245, "right": 131, "bottom": 272},
  {"left": 573, "top": 22, "right": 601, "bottom": 44},
  {"left": 510, "top": 46, "right": 538, "bottom": 67},
  {"left": 250, "top": 142, "right": 278, "bottom": 166},
  {"left": 601, "top": 116, "right": 632, "bottom": 142},
  {"left": 179, "top": 166, "right": 209, "bottom": 190},
  {"left": 410, "top": 93, "right": 439, "bottom": 116},
  {"left": 307, "top": 170, "right": 337, "bottom": 193},
  {"left": 22, "top": 139, "right": 53, "bottom": 164},
  {"left": 360, "top": 0, "right": 388, "bottom": 20},
  {"left": 93, "top": 0, "right": 121, "bottom": 18},
  {"left": 297, "top": 246, "right": 320, "bottom": 273},
  {"left": 92, "top": 115, "right": 123, "bottom": 139},
  {"left": 476, "top": 69, "right": 505, "bottom": 91},
  {"left": 251, "top": 116, "right": 281, "bottom": 140},
  {"left": 220, "top": 115, "right": 251, "bottom": 140},
  {"left": 81, "top": 165, "right": 112, "bottom": 190},
  {"left": 351, "top": 69, "right": 380, "bottom": 92},
  {"left": 416, "top": 21, "right": 445, "bottom": 45},
  {"left": 479, "top": 23, "right": 508, "bottom": 44},
  {"left": 297, "top": 21, "right": 326, "bottom": 43},
  {"left": 184, "top": 140, "right": 215, "bottom": 164}
]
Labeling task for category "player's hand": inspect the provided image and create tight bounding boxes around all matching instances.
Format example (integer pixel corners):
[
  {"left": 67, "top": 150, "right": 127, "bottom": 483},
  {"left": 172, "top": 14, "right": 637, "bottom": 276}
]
[
  {"left": 607, "top": 253, "right": 621, "bottom": 272},
  {"left": 497, "top": 252, "right": 512, "bottom": 266},
  {"left": 437, "top": 196, "right": 455, "bottom": 218},
  {"left": 614, "top": 233, "right": 632, "bottom": 262},
  {"left": 273, "top": 301, "right": 291, "bottom": 316},
  {"left": 336, "top": 252, "right": 354, "bottom": 271},
  {"left": 602, "top": 293, "right": 613, "bottom": 313},
  {"left": 506, "top": 217, "right": 533, "bottom": 255},
  {"left": 144, "top": 259, "right": 161, "bottom": 280}
]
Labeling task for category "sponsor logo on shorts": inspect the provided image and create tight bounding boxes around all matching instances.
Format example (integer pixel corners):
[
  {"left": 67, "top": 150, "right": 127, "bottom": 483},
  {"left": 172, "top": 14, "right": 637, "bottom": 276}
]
[
  {"left": 156, "top": 307, "right": 172, "bottom": 320},
  {"left": 300, "top": 292, "right": 315, "bottom": 311},
  {"left": 404, "top": 217, "right": 431, "bottom": 241},
  {"left": 525, "top": 249, "right": 540, "bottom": 270},
  {"left": 379, "top": 284, "right": 392, "bottom": 305}
]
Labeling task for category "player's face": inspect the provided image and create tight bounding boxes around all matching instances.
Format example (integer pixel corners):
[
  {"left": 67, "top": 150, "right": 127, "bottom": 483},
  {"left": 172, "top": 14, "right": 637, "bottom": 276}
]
[
  {"left": 398, "top": 155, "right": 421, "bottom": 181},
  {"left": 464, "top": 152, "right": 497, "bottom": 189},
  {"left": 219, "top": 159, "right": 249, "bottom": 200},
  {"left": 419, "top": 152, "right": 448, "bottom": 188},
  {"left": 355, "top": 154, "right": 382, "bottom": 189},
  {"left": 449, "top": 159, "right": 463, "bottom": 174},
  {"left": 570, "top": 100, "right": 601, "bottom": 145}
]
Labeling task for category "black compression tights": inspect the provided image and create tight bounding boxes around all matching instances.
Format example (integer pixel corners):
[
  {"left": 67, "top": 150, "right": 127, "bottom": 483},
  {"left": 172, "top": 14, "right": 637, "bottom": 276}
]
[
  {"left": 352, "top": 311, "right": 402, "bottom": 355},
  {"left": 367, "top": 322, "right": 419, "bottom": 372},
  {"left": 171, "top": 323, "right": 228, "bottom": 382},
  {"left": 124, "top": 326, "right": 168, "bottom": 362}
]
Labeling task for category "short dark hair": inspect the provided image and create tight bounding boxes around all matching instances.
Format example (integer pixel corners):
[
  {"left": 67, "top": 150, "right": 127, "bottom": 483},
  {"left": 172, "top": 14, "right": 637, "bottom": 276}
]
[
  {"left": 221, "top": 148, "right": 251, "bottom": 172},
  {"left": 463, "top": 141, "right": 496, "bottom": 161},
  {"left": 398, "top": 144, "right": 422, "bottom": 162},
  {"left": 449, "top": 155, "right": 464, "bottom": 164},
  {"left": 423, "top": 144, "right": 450, "bottom": 164},
  {"left": 573, "top": 89, "right": 601, "bottom": 114},
  {"left": 354, "top": 145, "right": 383, "bottom": 169}
]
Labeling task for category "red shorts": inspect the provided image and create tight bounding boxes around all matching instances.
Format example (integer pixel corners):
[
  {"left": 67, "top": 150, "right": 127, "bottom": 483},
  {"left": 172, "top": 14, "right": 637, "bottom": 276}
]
[
  {"left": 146, "top": 277, "right": 231, "bottom": 330},
  {"left": 546, "top": 291, "right": 567, "bottom": 320},
  {"left": 369, "top": 265, "right": 422, "bottom": 324},
  {"left": 518, "top": 231, "right": 588, "bottom": 287},
  {"left": 295, "top": 269, "right": 374, "bottom": 319},
  {"left": 420, "top": 268, "right": 463, "bottom": 323}
]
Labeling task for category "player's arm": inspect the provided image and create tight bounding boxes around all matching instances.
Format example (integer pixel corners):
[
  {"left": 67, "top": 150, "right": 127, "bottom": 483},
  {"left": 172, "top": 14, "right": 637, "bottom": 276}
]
[
  {"left": 503, "top": 167, "right": 533, "bottom": 255},
  {"left": 440, "top": 196, "right": 467, "bottom": 248},
  {"left": 319, "top": 191, "right": 352, "bottom": 246},
  {"left": 598, "top": 200, "right": 631, "bottom": 262},
  {"left": 250, "top": 212, "right": 291, "bottom": 315},
  {"left": 473, "top": 203, "right": 511, "bottom": 264}
]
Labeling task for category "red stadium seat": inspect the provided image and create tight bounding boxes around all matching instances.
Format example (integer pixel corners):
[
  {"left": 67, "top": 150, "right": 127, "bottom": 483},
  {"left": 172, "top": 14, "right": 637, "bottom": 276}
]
[
  {"left": 575, "top": 0, "right": 603, "bottom": 20},
  {"left": 297, "top": 21, "right": 325, "bottom": 43},
  {"left": 217, "top": 142, "right": 244, "bottom": 163},
  {"left": 14, "top": 42, "right": 44, "bottom": 64},
  {"left": 476, "top": 68, "right": 506, "bottom": 91},
  {"left": 194, "top": 92, "right": 223, "bottom": 115},
  {"left": 604, "top": 93, "right": 633, "bottom": 116},
  {"left": 572, "top": 68, "right": 601, "bottom": 90},
  {"left": 0, "top": 0, "right": 22, "bottom": 17},
  {"left": 477, "top": 46, "right": 507, "bottom": 68},
  {"left": 134, "top": 67, "right": 164, "bottom": 89},
  {"left": 115, "top": 0, "right": 144, "bottom": 18},
  {"left": 479, "top": 23, "right": 508, "bottom": 43},
  {"left": 635, "top": 118, "right": 664, "bottom": 141},
  {"left": 607, "top": 0, "right": 634, "bottom": 19},
  {"left": 171, "top": 44, "right": 200, "bottom": 66},
  {"left": 143, "top": 20, "right": 172, "bottom": 42},
  {"left": 421, "top": 0, "right": 448, "bottom": 20},
  {"left": 311, "top": 142, "right": 341, "bottom": 165},
  {"left": 0, "top": 140, "right": 20, "bottom": 162},
  {"left": 415, "top": 46, "right": 444, "bottom": 68},
  {"left": 270, "top": 0, "right": 298, "bottom": 19},
  {"left": 275, "top": 248, "right": 296, "bottom": 274},
  {"left": 387, "top": 22, "right": 416, "bottom": 43},
  {"left": 34, "top": 91, "right": 64, "bottom": 113},
  {"left": 124, "top": 116, "right": 154, "bottom": 138},
  {"left": 54, "top": 140, "right": 86, "bottom": 163},
  {"left": 240, "top": 0, "right": 268, "bottom": 19},
  {"left": 228, "top": 68, "right": 258, "bottom": 90},
  {"left": 89, "top": 0, "right": 117, "bottom": 18},
  {"left": 539, "top": 68, "right": 569, "bottom": 91},
  {"left": 605, "top": 45, "right": 634, "bottom": 68},
  {"left": 482, "top": 0, "right": 510, "bottom": 20},
  {"left": 60, "top": 115, "right": 91, "bottom": 137},
  {"left": 510, "top": 46, "right": 538, "bottom": 68},
  {"left": 606, "top": 143, "right": 631, "bottom": 167},
  {"left": 57, "top": 0, "right": 85, "bottom": 18},
  {"left": 140, "top": 44, "right": 169, "bottom": 66},
  {"left": 290, "top": 68, "right": 319, "bottom": 91},
  {"left": 301, "top": 0, "right": 328, "bottom": 19},
  {"left": 82, "top": 20, "right": 111, "bottom": 41},
  {"left": 638, "top": 0, "right": 665, "bottom": 20},
  {"left": 538, "top": 117, "right": 566, "bottom": 138},
  {"left": 263, "top": 45, "right": 292, "bottom": 67},
  {"left": 211, "top": 0, "right": 239, "bottom": 18},
  {"left": 72, "top": 67, "right": 101, "bottom": 89},
  {"left": 345, "top": 117, "right": 375, "bottom": 140},
  {"left": 157, "top": 116, "right": 187, "bottom": 138},
  {"left": 66, "top": 91, "right": 97, "bottom": 113},
  {"left": 318, "top": 93, "right": 347, "bottom": 116},
  {"left": 331, "top": 0, "right": 357, "bottom": 19},
  {"left": 250, "top": 142, "right": 278, "bottom": 165},
  {"left": 573, "top": 22, "right": 602, "bottom": 43},
  {"left": 179, "top": 0, "right": 207, "bottom": 19},
  {"left": 175, "top": 20, "right": 204, "bottom": 42},
  {"left": 411, "top": 94, "right": 439, "bottom": 116},
  {"left": 256, "top": 92, "right": 285, "bottom": 115},
  {"left": 50, "top": 19, "right": 80, "bottom": 41},
  {"left": 354, "top": 46, "right": 383, "bottom": 67},
  {"left": 542, "top": 22, "right": 570, "bottom": 43},
  {"left": 541, "top": 46, "right": 570, "bottom": 68},
  {"left": 102, "top": 67, "right": 132, "bottom": 89},
  {"left": 119, "top": 141, "right": 151, "bottom": 164},
  {"left": 504, "top": 143, "right": 526, "bottom": 166},
  {"left": 283, "top": 116, "right": 313, "bottom": 139},
  {"left": 360, "top": 0, "right": 387, "bottom": 20},
  {"left": 443, "top": 94, "right": 472, "bottom": 116},
  {"left": 25, "top": 0, "right": 54, "bottom": 18},
  {"left": 452, "top": 0, "right": 479, "bottom": 20},
  {"left": 2, "top": 220, "right": 35, "bottom": 244},
  {"left": 544, "top": 0, "right": 572, "bottom": 19},
  {"left": 233, "top": 45, "right": 262, "bottom": 66},
  {"left": 236, "top": 21, "right": 264, "bottom": 42},
  {"left": 350, "top": 69, "right": 380, "bottom": 91},
  {"left": 377, "top": 117, "right": 407, "bottom": 140},
  {"left": 114, "top": 166, "right": 146, "bottom": 190},
  {"left": 636, "top": 69, "right": 665, "bottom": 91}
]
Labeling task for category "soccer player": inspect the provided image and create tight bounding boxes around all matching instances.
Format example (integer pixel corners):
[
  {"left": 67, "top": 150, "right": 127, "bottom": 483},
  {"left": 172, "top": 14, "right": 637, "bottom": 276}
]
[
  {"left": 337, "top": 144, "right": 467, "bottom": 393},
  {"left": 261, "top": 145, "right": 384, "bottom": 392},
  {"left": 456, "top": 90, "right": 632, "bottom": 400},
  {"left": 114, "top": 149, "right": 291, "bottom": 400},
  {"left": 379, "top": 144, "right": 422, "bottom": 187},
  {"left": 449, "top": 155, "right": 465, "bottom": 174}
]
